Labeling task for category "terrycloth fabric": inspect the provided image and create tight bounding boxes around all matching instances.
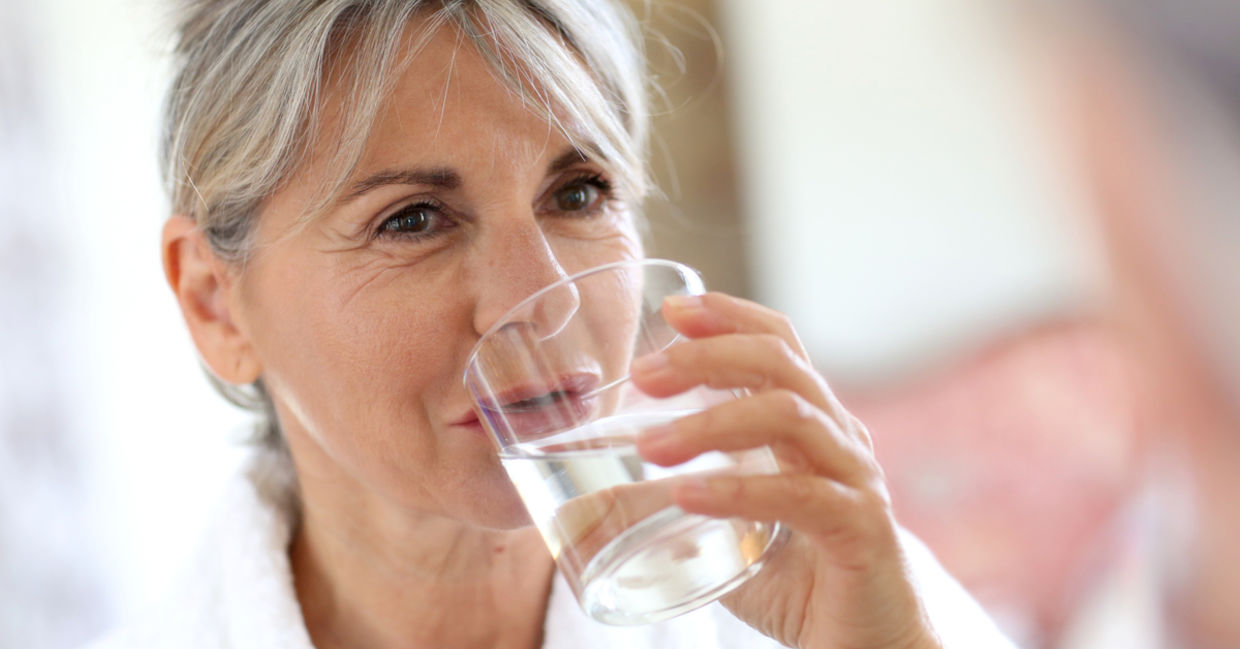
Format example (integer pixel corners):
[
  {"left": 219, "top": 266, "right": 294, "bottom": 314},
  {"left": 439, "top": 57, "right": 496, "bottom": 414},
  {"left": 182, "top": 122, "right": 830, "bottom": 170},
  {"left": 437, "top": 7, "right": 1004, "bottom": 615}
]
[{"left": 88, "top": 448, "right": 1016, "bottom": 649}]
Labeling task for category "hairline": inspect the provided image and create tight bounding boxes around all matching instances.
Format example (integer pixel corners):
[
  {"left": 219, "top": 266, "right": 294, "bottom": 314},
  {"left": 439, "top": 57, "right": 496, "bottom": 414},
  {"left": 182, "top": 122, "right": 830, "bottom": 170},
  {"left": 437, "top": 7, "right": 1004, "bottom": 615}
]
[{"left": 269, "top": 5, "right": 645, "bottom": 248}]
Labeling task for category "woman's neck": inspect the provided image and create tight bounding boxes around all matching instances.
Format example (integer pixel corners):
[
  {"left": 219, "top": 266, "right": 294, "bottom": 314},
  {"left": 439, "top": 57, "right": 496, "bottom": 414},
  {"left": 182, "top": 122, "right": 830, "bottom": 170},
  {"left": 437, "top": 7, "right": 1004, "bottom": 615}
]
[{"left": 287, "top": 459, "right": 556, "bottom": 649}]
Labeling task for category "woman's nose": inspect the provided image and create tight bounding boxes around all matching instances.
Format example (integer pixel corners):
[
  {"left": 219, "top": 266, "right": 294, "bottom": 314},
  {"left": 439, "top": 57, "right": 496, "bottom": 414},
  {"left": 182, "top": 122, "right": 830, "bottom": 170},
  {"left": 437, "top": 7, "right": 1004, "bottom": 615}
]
[{"left": 471, "top": 221, "right": 580, "bottom": 339}]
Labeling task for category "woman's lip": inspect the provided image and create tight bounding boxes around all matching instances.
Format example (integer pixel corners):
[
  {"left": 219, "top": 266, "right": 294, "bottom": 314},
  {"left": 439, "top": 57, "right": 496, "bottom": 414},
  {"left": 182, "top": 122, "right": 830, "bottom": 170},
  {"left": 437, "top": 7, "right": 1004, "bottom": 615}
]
[
  {"left": 454, "top": 419, "right": 488, "bottom": 437},
  {"left": 489, "top": 391, "right": 598, "bottom": 440},
  {"left": 465, "top": 372, "right": 602, "bottom": 440},
  {"left": 451, "top": 411, "right": 483, "bottom": 427},
  {"left": 479, "top": 372, "right": 601, "bottom": 413},
  {"left": 451, "top": 372, "right": 601, "bottom": 430}
]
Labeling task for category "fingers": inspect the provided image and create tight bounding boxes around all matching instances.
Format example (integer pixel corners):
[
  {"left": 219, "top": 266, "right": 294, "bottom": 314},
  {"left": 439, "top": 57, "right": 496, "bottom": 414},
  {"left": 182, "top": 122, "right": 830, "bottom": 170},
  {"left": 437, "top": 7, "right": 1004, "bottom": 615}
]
[
  {"left": 671, "top": 473, "right": 896, "bottom": 563},
  {"left": 662, "top": 293, "right": 810, "bottom": 359},
  {"left": 632, "top": 333, "right": 830, "bottom": 411},
  {"left": 635, "top": 389, "right": 876, "bottom": 488},
  {"left": 652, "top": 292, "right": 857, "bottom": 428},
  {"left": 631, "top": 331, "right": 866, "bottom": 448}
]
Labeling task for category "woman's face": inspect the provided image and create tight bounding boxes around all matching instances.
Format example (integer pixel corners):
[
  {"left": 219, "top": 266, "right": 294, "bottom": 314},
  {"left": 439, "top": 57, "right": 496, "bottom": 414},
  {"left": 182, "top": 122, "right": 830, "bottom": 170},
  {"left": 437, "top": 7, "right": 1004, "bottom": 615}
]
[{"left": 229, "top": 24, "right": 641, "bottom": 528}]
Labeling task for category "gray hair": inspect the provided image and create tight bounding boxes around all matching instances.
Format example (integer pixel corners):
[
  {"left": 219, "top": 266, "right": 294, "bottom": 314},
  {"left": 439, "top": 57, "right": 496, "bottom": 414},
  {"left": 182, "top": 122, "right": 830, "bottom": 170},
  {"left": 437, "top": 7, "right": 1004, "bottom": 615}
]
[{"left": 162, "top": 0, "right": 652, "bottom": 446}]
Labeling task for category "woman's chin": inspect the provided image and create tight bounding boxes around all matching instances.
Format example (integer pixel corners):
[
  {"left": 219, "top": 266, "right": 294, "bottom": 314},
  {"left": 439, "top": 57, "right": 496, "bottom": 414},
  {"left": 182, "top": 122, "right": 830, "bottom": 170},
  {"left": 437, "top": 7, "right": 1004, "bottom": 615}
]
[
  {"left": 479, "top": 507, "right": 537, "bottom": 531},
  {"left": 452, "top": 472, "right": 536, "bottom": 530},
  {"left": 456, "top": 499, "right": 536, "bottom": 531}
]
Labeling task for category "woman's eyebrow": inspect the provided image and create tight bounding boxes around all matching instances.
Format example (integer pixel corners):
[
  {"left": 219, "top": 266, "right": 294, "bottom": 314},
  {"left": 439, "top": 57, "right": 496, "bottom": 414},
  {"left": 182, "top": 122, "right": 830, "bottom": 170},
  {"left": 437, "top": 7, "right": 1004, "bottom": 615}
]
[
  {"left": 547, "top": 147, "right": 590, "bottom": 174},
  {"left": 341, "top": 167, "right": 461, "bottom": 202},
  {"left": 340, "top": 147, "right": 592, "bottom": 204}
]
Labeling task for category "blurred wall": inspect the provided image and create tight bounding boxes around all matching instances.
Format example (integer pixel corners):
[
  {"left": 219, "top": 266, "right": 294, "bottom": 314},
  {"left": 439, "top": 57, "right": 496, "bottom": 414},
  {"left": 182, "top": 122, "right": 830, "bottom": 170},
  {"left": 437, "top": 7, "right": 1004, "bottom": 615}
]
[
  {"left": 1, "top": 2, "right": 108, "bottom": 647},
  {"left": 717, "top": 0, "right": 1103, "bottom": 385},
  {"left": 2, "top": 1, "right": 253, "bottom": 645},
  {"left": 625, "top": 0, "right": 753, "bottom": 300}
]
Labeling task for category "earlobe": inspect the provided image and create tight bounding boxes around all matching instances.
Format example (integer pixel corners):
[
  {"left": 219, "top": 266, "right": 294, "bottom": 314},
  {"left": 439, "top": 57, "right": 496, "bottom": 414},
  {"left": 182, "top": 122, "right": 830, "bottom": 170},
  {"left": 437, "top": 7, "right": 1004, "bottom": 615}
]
[{"left": 162, "top": 216, "right": 263, "bottom": 385}]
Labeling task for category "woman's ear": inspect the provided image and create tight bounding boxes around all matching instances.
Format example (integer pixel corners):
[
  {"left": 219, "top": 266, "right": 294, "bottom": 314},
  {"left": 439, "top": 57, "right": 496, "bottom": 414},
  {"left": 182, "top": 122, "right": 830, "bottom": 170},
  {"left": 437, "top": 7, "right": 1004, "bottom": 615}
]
[{"left": 162, "top": 215, "right": 262, "bottom": 385}]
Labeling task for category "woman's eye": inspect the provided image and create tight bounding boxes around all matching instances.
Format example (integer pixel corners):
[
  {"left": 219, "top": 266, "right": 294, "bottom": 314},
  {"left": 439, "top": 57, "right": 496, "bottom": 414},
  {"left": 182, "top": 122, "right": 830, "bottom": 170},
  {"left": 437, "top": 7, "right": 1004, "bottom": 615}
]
[
  {"left": 552, "top": 175, "right": 611, "bottom": 214},
  {"left": 378, "top": 204, "right": 437, "bottom": 237},
  {"left": 556, "top": 183, "right": 598, "bottom": 212}
]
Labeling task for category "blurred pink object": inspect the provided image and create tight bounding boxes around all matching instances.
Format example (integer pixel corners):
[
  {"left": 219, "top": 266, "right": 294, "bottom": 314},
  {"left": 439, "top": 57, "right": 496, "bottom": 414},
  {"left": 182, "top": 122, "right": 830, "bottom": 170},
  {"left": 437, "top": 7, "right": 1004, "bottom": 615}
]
[{"left": 845, "top": 319, "right": 1139, "bottom": 648}]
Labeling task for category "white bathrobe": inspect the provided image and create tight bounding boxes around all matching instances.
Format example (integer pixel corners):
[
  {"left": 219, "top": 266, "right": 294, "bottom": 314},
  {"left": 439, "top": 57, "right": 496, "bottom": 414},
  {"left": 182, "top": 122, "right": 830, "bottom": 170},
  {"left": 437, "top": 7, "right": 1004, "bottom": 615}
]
[{"left": 88, "top": 448, "right": 1017, "bottom": 649}]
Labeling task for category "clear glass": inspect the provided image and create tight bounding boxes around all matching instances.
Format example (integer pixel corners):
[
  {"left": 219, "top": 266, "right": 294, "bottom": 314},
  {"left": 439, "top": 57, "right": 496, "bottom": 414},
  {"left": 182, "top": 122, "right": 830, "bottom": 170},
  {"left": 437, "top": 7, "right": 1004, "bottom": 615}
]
[{"left": 464, "top": 259, "right": 783, "bottom": 625}]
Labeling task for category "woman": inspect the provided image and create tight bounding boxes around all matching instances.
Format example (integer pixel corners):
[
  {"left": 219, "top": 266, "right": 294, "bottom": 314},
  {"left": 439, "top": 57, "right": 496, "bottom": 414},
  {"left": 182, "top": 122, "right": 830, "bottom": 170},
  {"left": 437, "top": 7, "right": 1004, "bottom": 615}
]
[{"left": 94, "top": 1, "right": 1014, "bottom": 647}]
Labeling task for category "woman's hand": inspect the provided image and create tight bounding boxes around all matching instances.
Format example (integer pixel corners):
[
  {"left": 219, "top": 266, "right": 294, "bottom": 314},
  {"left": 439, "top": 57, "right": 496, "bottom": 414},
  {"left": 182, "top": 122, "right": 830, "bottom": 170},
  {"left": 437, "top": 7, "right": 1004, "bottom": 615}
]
[{"left": 631, "top": 292, "right": 941, "bottom": 649}]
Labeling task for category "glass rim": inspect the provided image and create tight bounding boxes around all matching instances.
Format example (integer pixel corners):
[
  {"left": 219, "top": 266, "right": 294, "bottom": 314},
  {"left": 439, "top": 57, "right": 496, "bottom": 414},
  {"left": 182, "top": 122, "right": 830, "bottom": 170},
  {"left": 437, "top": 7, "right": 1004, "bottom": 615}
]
[{"left": 462, "top": 257, "right": 703, "bottom": 388}]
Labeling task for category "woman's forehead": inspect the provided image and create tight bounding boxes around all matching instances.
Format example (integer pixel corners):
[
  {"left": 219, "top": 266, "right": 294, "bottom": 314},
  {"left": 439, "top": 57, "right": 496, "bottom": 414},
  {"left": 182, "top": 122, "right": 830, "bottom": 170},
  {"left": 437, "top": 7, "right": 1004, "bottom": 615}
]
[{"left": 309, "top": 19, "right": 588, "bottom": 196}]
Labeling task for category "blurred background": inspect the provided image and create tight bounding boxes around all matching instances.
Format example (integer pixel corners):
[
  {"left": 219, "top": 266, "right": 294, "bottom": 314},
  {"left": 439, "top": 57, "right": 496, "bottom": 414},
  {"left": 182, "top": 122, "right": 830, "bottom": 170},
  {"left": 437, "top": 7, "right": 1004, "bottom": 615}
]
[{"left": 1, "top": 0, "right": 1149, "bottom": 648}]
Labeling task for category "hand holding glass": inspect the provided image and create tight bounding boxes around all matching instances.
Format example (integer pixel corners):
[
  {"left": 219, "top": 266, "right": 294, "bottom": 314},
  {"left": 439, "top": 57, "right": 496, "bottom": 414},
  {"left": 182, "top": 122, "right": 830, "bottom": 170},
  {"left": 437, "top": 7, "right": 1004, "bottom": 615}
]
[{"left": 464, "top": 259, "right": 783, "bottom": 625}]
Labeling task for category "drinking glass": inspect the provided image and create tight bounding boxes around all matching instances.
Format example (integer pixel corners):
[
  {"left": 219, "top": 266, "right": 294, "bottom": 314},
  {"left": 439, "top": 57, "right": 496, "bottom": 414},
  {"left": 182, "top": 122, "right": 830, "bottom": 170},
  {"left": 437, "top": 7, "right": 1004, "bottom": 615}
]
[{"left": 463, "top": 258, "right": 783, "bottom": 625}]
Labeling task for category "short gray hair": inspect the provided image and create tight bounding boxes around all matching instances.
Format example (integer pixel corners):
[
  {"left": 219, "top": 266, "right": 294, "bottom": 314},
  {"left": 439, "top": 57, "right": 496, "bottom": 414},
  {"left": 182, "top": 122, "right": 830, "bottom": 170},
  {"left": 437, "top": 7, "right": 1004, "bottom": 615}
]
[{"left": 162, "top": 0, "right": 652, "bottom": 446}]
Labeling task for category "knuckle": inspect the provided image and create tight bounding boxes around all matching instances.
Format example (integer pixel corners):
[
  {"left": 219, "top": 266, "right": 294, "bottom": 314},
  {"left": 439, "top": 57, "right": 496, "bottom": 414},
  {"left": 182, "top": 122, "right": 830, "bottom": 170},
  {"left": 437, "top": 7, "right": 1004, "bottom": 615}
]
[
  {"left": 854, "top": 487, "right": 896, "bottom": 545},
  {"left": 855, "top": 447, "right": 889, "bottom": 489},
  {"left": 848, "top": 415, "right": 876, "bottom": 451},
  {"left": 772, "top": 312, "right": 796, "bottom": 338},
  {"left": 767, "top": 389, "right": 816, "bottom": 424},
  {"left": 869, "top": 481, "right": 894, "bottom": 512},
  {"left": 755, "top": 333, "right": 795, "bottom": 360},
  {"left": 765, "top": 310, "right": 803, "bottom": 353},
  {"left": 862, "top": 452, "right": 886, "bottom": 481},
  {"left": 773, "top": 444, "right": 813, "bottom": 473},
  {"left": 787, "top": 475, "right": 819, "bottom": 503}
]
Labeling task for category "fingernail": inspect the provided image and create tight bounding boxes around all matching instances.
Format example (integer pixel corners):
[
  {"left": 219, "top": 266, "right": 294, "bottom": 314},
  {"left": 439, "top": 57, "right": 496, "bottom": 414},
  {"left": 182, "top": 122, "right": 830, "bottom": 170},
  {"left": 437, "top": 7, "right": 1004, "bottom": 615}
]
[
  {"left": 665, "top": 294, "right": 704, "bottom": 311},
  {"left": 631, "top": 352, "right": 669, "bottom": 376}
]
